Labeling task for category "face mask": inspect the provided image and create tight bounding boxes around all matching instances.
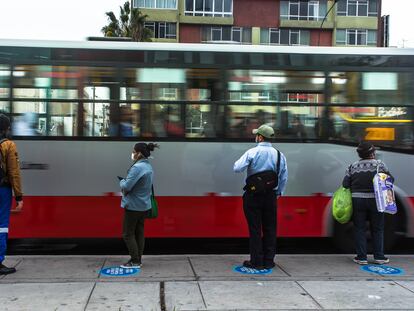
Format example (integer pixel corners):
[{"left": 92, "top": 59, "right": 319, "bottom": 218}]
[
  {"left": 255, "top": 136, "right": 259, "bottom": 144},
  {"left": 131, "top": 153, "right": 136, "bottom": 161}
]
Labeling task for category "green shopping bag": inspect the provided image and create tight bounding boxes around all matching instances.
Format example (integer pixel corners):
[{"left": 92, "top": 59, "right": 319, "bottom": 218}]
[
  {"left": 146, "top": 185, "right": 158, "bottom": 219},
  {"left": 332, "top": 187, "right": 353, "bottom": 224}
]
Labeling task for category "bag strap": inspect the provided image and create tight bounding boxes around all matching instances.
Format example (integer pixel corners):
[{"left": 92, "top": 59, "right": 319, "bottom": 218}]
[
  {"left": 276, "top": 149, "right": 281, "bottom": 178},
  {"left": 151, "top": 184, "right": 155, "bottom": 196}
]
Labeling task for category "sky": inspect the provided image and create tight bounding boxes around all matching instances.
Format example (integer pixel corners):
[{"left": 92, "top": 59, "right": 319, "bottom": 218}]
[{"left": 0, "top": 0, "right": 412, "bottom": 47}]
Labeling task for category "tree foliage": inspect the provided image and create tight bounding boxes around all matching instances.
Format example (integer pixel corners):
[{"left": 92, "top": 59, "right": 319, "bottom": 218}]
[{"left": 101, "top": 1, "right": 152, "bottom": 42}]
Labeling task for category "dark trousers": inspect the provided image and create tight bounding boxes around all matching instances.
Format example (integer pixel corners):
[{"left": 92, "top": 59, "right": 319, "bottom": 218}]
[
  {"left": 122, "top": 209, "right": 146, "bottom": 263},
  {"left": 243, "top": 191, "right": 277, "bottom": 266},
  {"left": 352, "top": 198, "right": 385, "bottom": 260}
]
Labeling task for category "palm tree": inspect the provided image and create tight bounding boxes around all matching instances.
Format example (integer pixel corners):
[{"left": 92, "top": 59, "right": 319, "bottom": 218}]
[{"left": 101, "top": 1, "right": 152, "bottom": 42}]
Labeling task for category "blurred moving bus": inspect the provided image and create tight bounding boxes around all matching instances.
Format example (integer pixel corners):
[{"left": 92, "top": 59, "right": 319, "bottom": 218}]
[{"left": 1, "top": 40, "right": 413, "bottom": 251}]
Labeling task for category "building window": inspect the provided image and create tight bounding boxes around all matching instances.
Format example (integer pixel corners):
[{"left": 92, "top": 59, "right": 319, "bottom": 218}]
[
  {"left": 260, "top": 28, "right": 310, "bottom": 45},
  {"left": 134, "top": 0, "right": 177, "bottom": 9},
  {"left": 144, "top": 22, "right": 177, "bottom": 39},
  {"left": 337, "top": 0, "right": 378, "bottom": 17},
  {"left": 280, "top": 1, "right": 327, "bottom": 21},
  {"left": 185, "top": 0, "right": 232, "bottom": 17},
  {"left": 336, "top": 29, "right": 377, "bottom": 46},
  {"left": 202, "top": 26, "right": 251, "bottom": 43}
]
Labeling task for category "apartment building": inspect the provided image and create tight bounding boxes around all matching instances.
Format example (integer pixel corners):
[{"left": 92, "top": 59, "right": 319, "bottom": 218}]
[{"left": 132, "top": 0, "right": 383, "bottom": 47}]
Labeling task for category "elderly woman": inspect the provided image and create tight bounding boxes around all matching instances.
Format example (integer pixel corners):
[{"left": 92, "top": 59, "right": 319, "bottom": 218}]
[
  {"left": 342, "top": 142, "right": 393, "bottom": 265},
  {"left": 119, "top": 142, "right": 159, "bottom": 268}
]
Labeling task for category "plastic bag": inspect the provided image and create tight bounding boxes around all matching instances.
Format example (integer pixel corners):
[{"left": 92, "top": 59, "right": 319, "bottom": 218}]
[
  {"left": 332, "top": 187, "right": 353, "bottom": 224},
  {"left": 373, "top": 172, "right": 397, "bottom": 214}
]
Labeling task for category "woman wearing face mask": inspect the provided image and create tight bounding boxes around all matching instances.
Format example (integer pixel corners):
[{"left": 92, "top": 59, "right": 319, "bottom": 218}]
[{"left": 119, "top": 142, "right": 159, "bottom": 268}]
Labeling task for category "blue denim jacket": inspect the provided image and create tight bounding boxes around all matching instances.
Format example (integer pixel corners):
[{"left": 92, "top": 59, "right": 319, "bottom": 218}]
[{"left": 120, "top": 159, "right": 153, "bottom": 211}]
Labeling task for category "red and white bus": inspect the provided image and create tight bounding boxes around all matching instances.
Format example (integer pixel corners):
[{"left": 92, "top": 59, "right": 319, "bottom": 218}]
[{"left": 1, "top": 40, "right": 413, "bottom": 250}]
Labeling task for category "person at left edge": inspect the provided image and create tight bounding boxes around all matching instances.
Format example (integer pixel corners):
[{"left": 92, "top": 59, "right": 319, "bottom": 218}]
[
  {"left": 119, "top": 142, "right": 159, "bottom": 269},
  {"left": 0, "top": 114, "right": 23, "bottom": 275},
  {"left": 234, "top": 124, "right": 288, "bottom": 270}
]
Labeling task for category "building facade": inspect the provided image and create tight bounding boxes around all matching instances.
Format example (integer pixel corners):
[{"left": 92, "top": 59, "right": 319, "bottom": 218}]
[{"left": 132, "top": 0, "right": 383, "bottom": 47}]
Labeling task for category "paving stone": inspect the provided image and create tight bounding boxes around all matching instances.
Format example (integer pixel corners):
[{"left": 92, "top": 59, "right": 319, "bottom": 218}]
[
  {"left": 199, "top": 281, "right": 319, "bottom": 310},
  {"left": 0, "top": 282, "right": 94, "bottom": 311},
  {"left": 165, "top": 281, "right": 206, "bottom": 311},
  {"left": 300, "top": 280, "right": 414, "bottom": 309},
  {"left": 86, "top": 282, "right": 160, "bottom": 311}
]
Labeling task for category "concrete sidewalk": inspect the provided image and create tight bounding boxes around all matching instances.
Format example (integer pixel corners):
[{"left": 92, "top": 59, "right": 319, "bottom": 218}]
[{"left": 0, "top": 254, "right": 414, "bottom": 310}]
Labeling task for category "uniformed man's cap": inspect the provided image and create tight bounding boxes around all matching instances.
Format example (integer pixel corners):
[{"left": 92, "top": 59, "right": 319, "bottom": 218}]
[{"left": 252, "top": 124, "right": 274, "bottom": 138}]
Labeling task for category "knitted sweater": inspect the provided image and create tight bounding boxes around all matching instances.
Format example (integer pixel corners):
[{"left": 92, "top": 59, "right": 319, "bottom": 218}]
[{"left": 342, "top": 159, "right": 392, "bottom": 198}]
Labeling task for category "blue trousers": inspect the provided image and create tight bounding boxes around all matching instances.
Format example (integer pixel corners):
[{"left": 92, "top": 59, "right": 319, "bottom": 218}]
[{"left": 0, "top": 187, "right": 12, "bottom": 263}]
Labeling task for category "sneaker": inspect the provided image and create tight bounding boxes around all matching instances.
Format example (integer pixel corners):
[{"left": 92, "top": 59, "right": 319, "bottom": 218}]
[
  {"left": 0, "top": 263, "right": 16, "bottom": 275},
  {"left": 120, "top": 260, "right": 141, "bottom": 269},
  {"left": 353, "top": 257, "right": 368, "bottom": 265},
  {"left": 264, "top": 262, "right": 276, "bottom": 270},
  {"left": 373, "top": 257, "right": 390, "bottom": 265},
  {"left": 242, "top": 260, "right": 264, "bottom": 270}
]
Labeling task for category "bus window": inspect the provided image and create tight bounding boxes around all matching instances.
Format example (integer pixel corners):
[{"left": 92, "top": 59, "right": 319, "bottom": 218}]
[
  {"left": 330, "top": 72, "right": 414, "bottom": 106},
  {"left": 122, "top": 68, "right": 186, "bottom": 100},
  {"left": 140, "top": 103, "right": 185, "bottom": 138},
  {"left": 0, "top": 65, "right": 9, "bottom": 99},
  {"left": 0, "top": 102, "right": 9, "bottom": 113},
  {"left": 12, "top": 102, "right": 46, "bottom": 136},
  {"left": 185, "top": 103, "right": 222, "bottom": 138},
  {"left": 49, "top": 102, "right": 78, "bottom": 137},
  {"left": 277, "top": 106, "right": 319, "bottom": 140},
  {"left": 12, "top": 65, "right": 79, "bottom": 100},
  {"left": 12, "top": 101, "right": 77, "bottom": 137},
  {"left": 228, "top": 70, "right": 325, "bottom": 103},
  {"left": 330, "top": 105, "right": 414, "bottom": 149},
  {"left": 225, "top": 105, "right": 277, "bottom": 139},
  {"left": 119, "top": 104, "right": 140, "bottom": 137}
]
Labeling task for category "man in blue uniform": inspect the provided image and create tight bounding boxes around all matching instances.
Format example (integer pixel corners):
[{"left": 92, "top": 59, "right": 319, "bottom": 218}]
[{"left": 234, "top": 124, "right": 288, "bottom": 270}]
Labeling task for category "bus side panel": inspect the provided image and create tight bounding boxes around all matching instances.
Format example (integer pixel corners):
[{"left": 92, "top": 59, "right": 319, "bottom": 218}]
[{"left": 9, "top": 195, "right": 329, "bottom": 238}]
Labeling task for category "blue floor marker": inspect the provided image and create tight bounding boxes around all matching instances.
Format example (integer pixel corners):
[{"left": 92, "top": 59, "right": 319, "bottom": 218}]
[
  {"left": 361, "top": 265, "right": 404, "bottom": 276},
  {"left": 101, "top": 266, "right": 140, "bottom": 277},
  {"left": 233, "top": 265, "right": 273, "bottom": 275}
]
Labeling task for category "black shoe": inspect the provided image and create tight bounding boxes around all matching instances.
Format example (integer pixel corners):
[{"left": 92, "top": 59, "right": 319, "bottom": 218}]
[
  {"left": 242, "top": 260, "right": 264, "bottom": 270},
  {"left": 264, "top": 262, "right": 276, "bottom": 269},
  {"left": 0, "top": 263, "right": 16, "bottom": 275}
]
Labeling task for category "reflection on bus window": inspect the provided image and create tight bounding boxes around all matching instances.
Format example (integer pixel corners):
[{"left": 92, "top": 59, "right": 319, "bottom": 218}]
[
  {"left": 331, "top": 106, "right": 413, "bottom": 149},
  {"left": 119, "top": 104, "right": 140, "bottom": 137},
  {"left": 226, "top": 105, "right": 276, "bottom": 138},
  {"left": 0, "top": 65, "right": 9, "bottom": 98},
  {"left": 186, "top": 104, "right": 221, "bottom": 138},
  {"left": 0, "top": 102, "right": 9, "bottom": 113},
  {"left": 228, "top": 70, "right": 325, "bottom": 103},
  {"left": 163, "top": 104, "right": 185, "bottom": 137},
  {"left": 49, "top": 103, "right": 77, "bottom": 137},
  {"left": 12, "top": 65, "right": 79, "bottom": 100},
  {"left": 330, "top": 72, "right": 413, "bottom": 106},
  {"left": 12, "top": 112, "right": 43, "bottom": 136}
]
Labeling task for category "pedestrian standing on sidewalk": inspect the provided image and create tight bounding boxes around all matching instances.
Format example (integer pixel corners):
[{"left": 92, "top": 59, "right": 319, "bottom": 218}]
[
  {"left": 233, "top": 124, "right": 288, "bottom": 270},
  {"left": 342, "top": 142, "right": 392, "bottom": 265},
  {"left": 0, "top": 114, "right": 23, "bottom": 275},
  {"left": 119, "top": 142, "right": 159, "bottom": 269}
]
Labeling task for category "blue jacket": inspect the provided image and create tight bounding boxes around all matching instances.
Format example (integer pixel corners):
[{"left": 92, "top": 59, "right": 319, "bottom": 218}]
[{"left": 120, "top": 159, "right": 153, "bottom": 211}]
